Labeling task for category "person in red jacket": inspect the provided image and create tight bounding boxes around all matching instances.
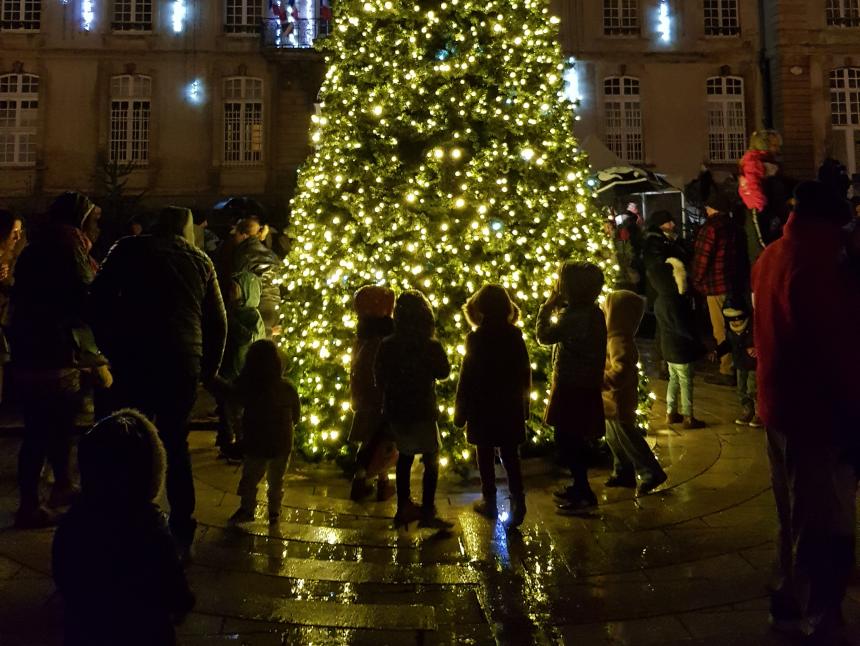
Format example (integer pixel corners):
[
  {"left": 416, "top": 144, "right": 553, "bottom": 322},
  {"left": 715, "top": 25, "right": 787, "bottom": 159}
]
[{"left": 752, "top": 180, "right": 860, "bottom": 641}]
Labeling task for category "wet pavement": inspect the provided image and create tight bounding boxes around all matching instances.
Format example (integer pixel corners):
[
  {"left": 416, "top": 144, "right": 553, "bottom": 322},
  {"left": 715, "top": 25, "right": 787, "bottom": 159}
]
[{"left": 0, "top": 376, "right": 859, "bottom": 645}]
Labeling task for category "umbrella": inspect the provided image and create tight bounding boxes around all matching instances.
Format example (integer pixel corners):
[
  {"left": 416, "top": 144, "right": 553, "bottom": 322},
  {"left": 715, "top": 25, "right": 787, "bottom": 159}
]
[{"left": 589, "top": 166, "right": 674, "bottom": 202}]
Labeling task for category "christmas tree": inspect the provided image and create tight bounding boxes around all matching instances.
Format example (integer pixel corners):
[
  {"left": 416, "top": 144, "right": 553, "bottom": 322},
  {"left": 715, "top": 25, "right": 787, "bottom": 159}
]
[{"left": 278, "top": 0, "right": 620, "bottom": 468}]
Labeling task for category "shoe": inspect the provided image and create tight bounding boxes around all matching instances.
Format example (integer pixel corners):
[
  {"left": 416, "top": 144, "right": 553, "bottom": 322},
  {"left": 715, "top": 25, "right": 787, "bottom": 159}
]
[
  {"left": 748, "top": 415, "right": 764, "bottom": 428},
  {"left": 665, "top": 412, "right": 683, "bottom": 425},
  {"left": 552, "top": 485, "right": 577, "bottom": 502},
  {"left": 556, "top": 492, "right": 598, "bottom": 515},
  {"left": 47, "top": 484, "right": 81, "bottom": 509},
  {"left": 769, "top": 589, "right": 803, "bottom": 634},
  {"left": 636, "top": 471, "right": 667, "bottom": 496},
  {"left": 14, "top": 506, "right": 59, "bottom": 529},
  {"left": 349, "top": 478, "right": 374, "bottom": 502},
  {"left": 506, "top": 495, "right": 526, "bottom": 528},
  {"left": 683, "top": 416, "right": 706, "bottom": 430},
  {"left": 604, "top": 474, "right": 636, "bottom": 488},
  {"left": 229, "top": 508, "right": 255, "bottom": 524},
  {"left": 393, "top": 500, "right": 422, "bottom": 528},
  {"left": 218, "top": 442, "right": 243, "bottom": 462},
  {"left": 803, "top": 607, "right": 846, "bottom": 642},
  {"left": 705, "top": 373, "right": 737, "bottom": 387},
  {"left": 418, "top": 507, "right": 455, "bottom": 530},
  {"left": 473, "top": 497, "right": 498, "bottom": 519},
  {"left": 376, "top": 479, "right": 396, "bottom": 502},
  {"left": 734, "top": 409, "right": 754, "bottom": 426}
]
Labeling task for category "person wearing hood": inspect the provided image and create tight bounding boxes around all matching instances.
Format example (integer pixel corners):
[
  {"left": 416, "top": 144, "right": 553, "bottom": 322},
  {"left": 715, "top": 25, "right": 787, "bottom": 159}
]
[
  {"left": 228, "top": 217, "right": 280, "bottom": 336},
  {"left": 89, "top": 206, "right": 227, "bottom": 560},
  {"left": 52, "top": 409, "right": 195, "bottom": 646},
  {"left": 601, "top": 290, "right": 667, "bottom": 496},
  {"left": 9, "top": 192, "right": 109, "bottom": 528},
  {"left": 651, "top": 255, "right": 706, "bottom": 430},
  {"left": 752, "top": 180, "right": 860, "bottom": 640}
]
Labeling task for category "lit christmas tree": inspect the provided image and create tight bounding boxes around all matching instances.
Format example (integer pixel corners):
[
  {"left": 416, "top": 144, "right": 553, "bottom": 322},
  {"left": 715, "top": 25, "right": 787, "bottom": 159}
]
[{"left": 278, "top": 0, "right": 621, "bottom": 468}]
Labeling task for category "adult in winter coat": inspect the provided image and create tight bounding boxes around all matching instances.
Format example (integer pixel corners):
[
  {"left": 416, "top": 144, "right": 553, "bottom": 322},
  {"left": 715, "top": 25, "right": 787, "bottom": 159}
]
[
  {"left": 229, "top": 218, "right": 280, "bottom": 335},
  {"left": 601, "top": 290, "right": 667, "bottom": 495},
  {"left": 89, "top": 206, "right": 227, "bottom": 558},
  {"left": 348, "top": 285, "right": 397, "bottom": 503},
  {"left": 455, "top": 284, "right": 530, "bottom": 528},
  {"left": 691, "top": 190, "right": 743, "bottom": 385},
  {"left": 537, "top": 262, "right": 606, "bottom": 513},
  {"left": 374, "top": 290, "right": 452, "bottom": 529},
  {"left": 651, "top": 257, "right": 706, "bottom": 429},
  {"left": 9, "top": 192, "right": 107, "bottom": 528},
  {"left": 53, "top": 410, "right": 195, "bottom": 646},
  {"left": 752, "top": 180, "right": 860, "bottom": 640}
]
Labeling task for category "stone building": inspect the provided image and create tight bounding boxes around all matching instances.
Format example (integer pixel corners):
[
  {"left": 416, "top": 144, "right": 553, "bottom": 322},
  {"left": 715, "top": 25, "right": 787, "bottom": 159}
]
[{"left": 0, "top": 1, "right": 857, "bottom": 211}]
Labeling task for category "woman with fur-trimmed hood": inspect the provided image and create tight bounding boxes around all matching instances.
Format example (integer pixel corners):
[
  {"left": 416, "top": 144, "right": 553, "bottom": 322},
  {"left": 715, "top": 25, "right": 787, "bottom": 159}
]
[
  {"left": 651, "top": 257, "right": 706, "bottom": 429},
  {"left": 601, "top": 290, "right": 667, "bottom": 495}
]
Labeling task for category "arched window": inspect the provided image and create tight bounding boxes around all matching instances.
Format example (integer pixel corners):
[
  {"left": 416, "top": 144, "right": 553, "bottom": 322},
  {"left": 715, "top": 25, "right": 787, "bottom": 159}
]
[
  {"left": 0, "top": 0, "right": 40, "bottom": 31},
  {"left": 830, "top": 67, "right": 860, "bottom": 175},
  {"left": 109, "top": 75, "right": 152, "bottom": 163},
  {"left": 603, "top": 76, "right": 643, "bottom": 163},
  {"left": 706, "top": 76, "right": 746, "bottom": 162},
  {"left": 0, "top": 73, "right": 39, "bottom": 167},
  {"left": 223, "top": 77, "right": 263, "bottom": 164},
  {"left": 826, "top": 0, "right": 860, "bottom": 28}
]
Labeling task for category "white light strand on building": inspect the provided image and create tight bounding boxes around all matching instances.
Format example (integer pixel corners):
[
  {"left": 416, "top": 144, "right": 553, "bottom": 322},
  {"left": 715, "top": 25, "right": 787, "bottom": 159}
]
[
  {"left": 82, "top": 0, "right": 95, "bottom": 31},
  {"left": 658, "top": 0, "right": 671, "bottom": 43},
  {"left": 186, "top": 78, "right": 204, "bottom": 104},
  {"left": 172, "top": 0, "right": 186, "bottom": 33}
]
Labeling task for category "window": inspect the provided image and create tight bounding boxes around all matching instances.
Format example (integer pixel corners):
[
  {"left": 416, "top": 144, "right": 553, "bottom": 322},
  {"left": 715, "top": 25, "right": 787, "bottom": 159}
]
[
  {"left": 109, "top": 75, "right": 151, "bottom": 164},
  {"left": 603, "top": 77, "right": 643, "bottom": 163},
  {"left": 603, "top": 0, "right": 639, "bottom": 36},
  {"left": 225, "top": 0, "right": 262, "bottom": 34},
  {"left": 113, "top": 0, "right": 152, "bottom": 31},
  {"left": 223, "top": 77, "right": 263, "bottom": 165},
  {"left": 0, "top": 73, "right": 38, "bottom": 166},
  {"left": 1, "top": 0, "right": 40, "bottom": 30},
  {"left": 704, "top": 0, "right": 739, "bottom": 36},
  {"left": 831, "top": 68, "right": 860, "bottom": 126},
  {"left": 827, "top": 0, "right": 860, "bottom": 27},
  {"left": 706, "top": 76, "right": 746, "bottom": 163}
]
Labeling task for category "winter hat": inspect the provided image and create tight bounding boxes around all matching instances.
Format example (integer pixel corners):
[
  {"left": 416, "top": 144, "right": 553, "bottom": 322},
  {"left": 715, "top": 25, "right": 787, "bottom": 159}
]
[
  {"left": 793, "top": 180, "right": 851, "bottom": 224},
  {"left": 557, "top": 261, "right": 604, "bottom": 307},
  {"left": 48, "top": 191, "right": 96, "bottom": 230},
  {"left": 749, "top": 129, "right": 782, "bottom": 153},
  {"left": 705, "top": 190, "right": 734, "bottom": 215},
  {"left": 464, "top": 283, "right": 520, "bottom": 327},
  {"left": 353, "top": 285, "right": 396, "bottom": 319},
  {"left": 154, "top": 206, "right": 195, "bottom": 241},
  {"left": 79, "top": 409, "right": 166, "bottom": 504},
  {"left": 648, "top": 210, "right": 674, "bottom": 228},
  {"left": 721, "top": 297, "right": 748, "bottom": 322}
]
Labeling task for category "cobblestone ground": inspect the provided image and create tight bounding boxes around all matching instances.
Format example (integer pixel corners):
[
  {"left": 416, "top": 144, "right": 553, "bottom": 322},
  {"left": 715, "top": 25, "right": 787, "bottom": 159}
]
[{"left": 0, "top": 378, "right": 859, "bottom": 645}]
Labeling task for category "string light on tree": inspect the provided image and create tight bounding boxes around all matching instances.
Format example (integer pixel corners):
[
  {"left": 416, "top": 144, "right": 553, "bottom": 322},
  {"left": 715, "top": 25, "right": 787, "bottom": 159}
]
[{"left": 278, "top": 0, "right": 622, "bottom": 468}]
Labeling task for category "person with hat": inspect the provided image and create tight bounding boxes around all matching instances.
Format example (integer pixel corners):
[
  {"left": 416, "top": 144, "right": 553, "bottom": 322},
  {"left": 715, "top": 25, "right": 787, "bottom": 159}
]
[
  {"left": 692, "top": 190, "right": 743, "bottom": 387},
  {"left": 711, "top": 298, "right": 760, "bottom": 427},
  {"left": 752, "top": 180, "right": 860, "bottom": 640}
]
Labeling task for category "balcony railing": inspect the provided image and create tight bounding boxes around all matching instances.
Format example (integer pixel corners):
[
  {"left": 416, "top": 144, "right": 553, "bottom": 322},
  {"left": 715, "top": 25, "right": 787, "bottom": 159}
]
[{"left": 261, "top": 18, "right": 331, "bottom": 49}]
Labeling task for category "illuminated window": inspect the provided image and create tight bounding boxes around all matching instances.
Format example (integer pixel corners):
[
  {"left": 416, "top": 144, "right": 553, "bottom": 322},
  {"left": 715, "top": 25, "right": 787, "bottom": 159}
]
[
  {"left": 0, "top": 0, "right": 40, "bottom": 31},
  {"left": 704, "top": 0, "right": 739, "bottom": 36},
  {"left": 0, "top": 73, "right": 38, "bottom": 167},
  {"left": 109, "top": 75, "right": 151, "bottom": 164},
  {"left": 223, "top": 77, "right": 263, "bottom": 165},
  {"left": 603, "top": 0, "right": 639, "bottom": 36},
  {"left": 225, "top": 0, "right": 262, "bottom": 34},
  {"left": 827, "top": 0, "right": 860, "bottom": 27},
  {"left": 603, "top": 77, "right": 642, "bottom": 163},
  {"left": 113, "top": 0, "right": 152, "bottom": 31},
  {"left": 706, "top": 76, "right": 746, "bottom": 163}
]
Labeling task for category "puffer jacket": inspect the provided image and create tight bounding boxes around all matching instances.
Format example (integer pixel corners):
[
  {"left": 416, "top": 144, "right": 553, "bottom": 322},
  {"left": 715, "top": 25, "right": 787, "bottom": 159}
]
[
  {"left": 601, "top": 290, "right": 645, "bottom": 426},
  {"left": 89, "top": 234, "right": 227, "bottom": 380},
  {"left": 220, "top": 271, "right": 266, "bottom": 381},
  {"left": 536, "top": 302, "right": 606, "bottom": 390}
]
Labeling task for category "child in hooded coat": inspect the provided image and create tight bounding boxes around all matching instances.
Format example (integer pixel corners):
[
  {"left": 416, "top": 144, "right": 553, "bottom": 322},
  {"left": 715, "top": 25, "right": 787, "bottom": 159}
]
[
  {"left": 348, "top": 285, "right": 398, "bottom": 502},
  {"left": 455, "top": 284, "right": 531, "bottom": 528},
  {"left": 536, "top": 261, "right": 607, "bottom": 513},
  {"left": 52, "top": 409, "right": 194, "bottom": 646},
  {"left": 652, "top": 258, "right": 706, "bottom": 428},
  {"left": 714, "top": 299, "right": 760, "bottom": 427},
  {"left": 601, "top": 290, "right": 667, "bottom": 495}
]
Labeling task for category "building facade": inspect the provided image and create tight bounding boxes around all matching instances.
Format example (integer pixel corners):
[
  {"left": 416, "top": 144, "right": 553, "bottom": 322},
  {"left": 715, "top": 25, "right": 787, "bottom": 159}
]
[{"left": 0, "top": 1, "right": 857, "bottom": 211}]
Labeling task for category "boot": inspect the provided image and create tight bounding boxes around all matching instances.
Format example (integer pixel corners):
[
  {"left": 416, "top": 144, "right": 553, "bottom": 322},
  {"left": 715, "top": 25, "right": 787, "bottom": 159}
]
[
  {"left": 665, "top": 411, "right": 683, "bottom": 425},
  {"left": 393, "top": 499, "right": 422, "bottom": 528},
  {"left": 473, "top": 496, "right": 497, "bottom": 519},
  {"left": 418, "top": 505, "right": 454, "bottom": 530},
  {"left": 683, "top": 416, "right": 706, "bottom": 430},
  {"left": 506, "top": 495, "right": 526, "bottom": 528},
  {"left": 350, "top": 477, "right": 374, "bottom": 502},
  {"left": 376, "top": 477, "right": 396, "bottom": 502}
]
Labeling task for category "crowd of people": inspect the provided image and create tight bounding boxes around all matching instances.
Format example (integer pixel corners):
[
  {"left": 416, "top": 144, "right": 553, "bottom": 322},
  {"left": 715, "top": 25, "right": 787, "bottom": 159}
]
[{"left": 1, "top": 135, "right": 859, "bottom": 642}]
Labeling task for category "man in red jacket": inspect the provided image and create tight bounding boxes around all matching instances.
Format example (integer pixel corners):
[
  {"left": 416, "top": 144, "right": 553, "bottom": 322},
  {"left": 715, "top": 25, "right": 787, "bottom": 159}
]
[{"left": 752, "top": 180, "right": 860, "bottom": 640}]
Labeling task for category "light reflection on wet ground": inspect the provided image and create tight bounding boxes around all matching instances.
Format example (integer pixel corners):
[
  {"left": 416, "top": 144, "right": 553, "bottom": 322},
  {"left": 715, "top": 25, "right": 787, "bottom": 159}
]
[{"left": 0, "top": 377, "right": 859, "bottom": 644}]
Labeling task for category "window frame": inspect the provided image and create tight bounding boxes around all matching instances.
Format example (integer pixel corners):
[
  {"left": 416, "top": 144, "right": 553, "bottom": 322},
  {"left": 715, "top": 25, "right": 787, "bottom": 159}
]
[
  {"left": 0, "top": 72, "right": 39, "bottom": 168},
  {"left": 0, "top": 0, "right": 41, "bottom": 31},
  {"left": 706, "top": 76, "right": 747, "bottom": 164},
  {"left": 830, "top": 68, "right": 860, "bottom": 127},
  {"left": 109, "top": 74, "right": 152, "bottom": 165},
  {"left": 603, "top": 0, "right": 640, "bottom": 37},
  {"left": 602, "top": 76, "right": 643, "bottom": 164},
  {"left": 826, "top": 0, "right": 860, "bottom": 28},
  {"left": 112, "top": 0, "right": 153, "bottom": 32},
  {"left": 223, "top": 76, "right": 264, "bottom": 166},
  {"left": 224, "top": 0, "right": 263, "bottom": 35},
  {"left": 703, "top": 0, "right": 740, "bottom": 37}
]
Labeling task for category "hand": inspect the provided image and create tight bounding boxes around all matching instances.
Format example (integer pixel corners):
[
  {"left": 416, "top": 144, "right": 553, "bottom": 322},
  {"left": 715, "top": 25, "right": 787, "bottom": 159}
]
[
  {"left": 271, "top": 325, "right": 283, "bottom": 337},
  {"left": 747, "top": 347, "right": 757, "bottom": 358}
]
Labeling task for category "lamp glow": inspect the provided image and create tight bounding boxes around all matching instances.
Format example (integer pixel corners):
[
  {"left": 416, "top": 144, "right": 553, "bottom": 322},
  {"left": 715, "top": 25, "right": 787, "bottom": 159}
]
[
  {"left": 172, "top": 0, "right": 186, "bottom": 33},
  {"left": 658, "top": 0, "right": 671, "bottom": 43},
  {"left": 186, "top": 79, "right": 204, "bottom": 104},
  {"left": 82, "top": 0, "right": 95, "bottom": 30}
]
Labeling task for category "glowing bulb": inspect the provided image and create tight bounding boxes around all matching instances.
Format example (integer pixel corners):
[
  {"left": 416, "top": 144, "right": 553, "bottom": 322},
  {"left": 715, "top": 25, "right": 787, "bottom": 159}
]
[
  {"left": 451, "top": 148, "right": 462, "bottom": 159},
  {"left": 186, "top": 78, "right": 204, "bottom": 104},
  {"left": 372, "top": 105, "right": 383, "bottom": 116},
  {"left": 521, "top": 148, "right": 535, "bottom": 161}
]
